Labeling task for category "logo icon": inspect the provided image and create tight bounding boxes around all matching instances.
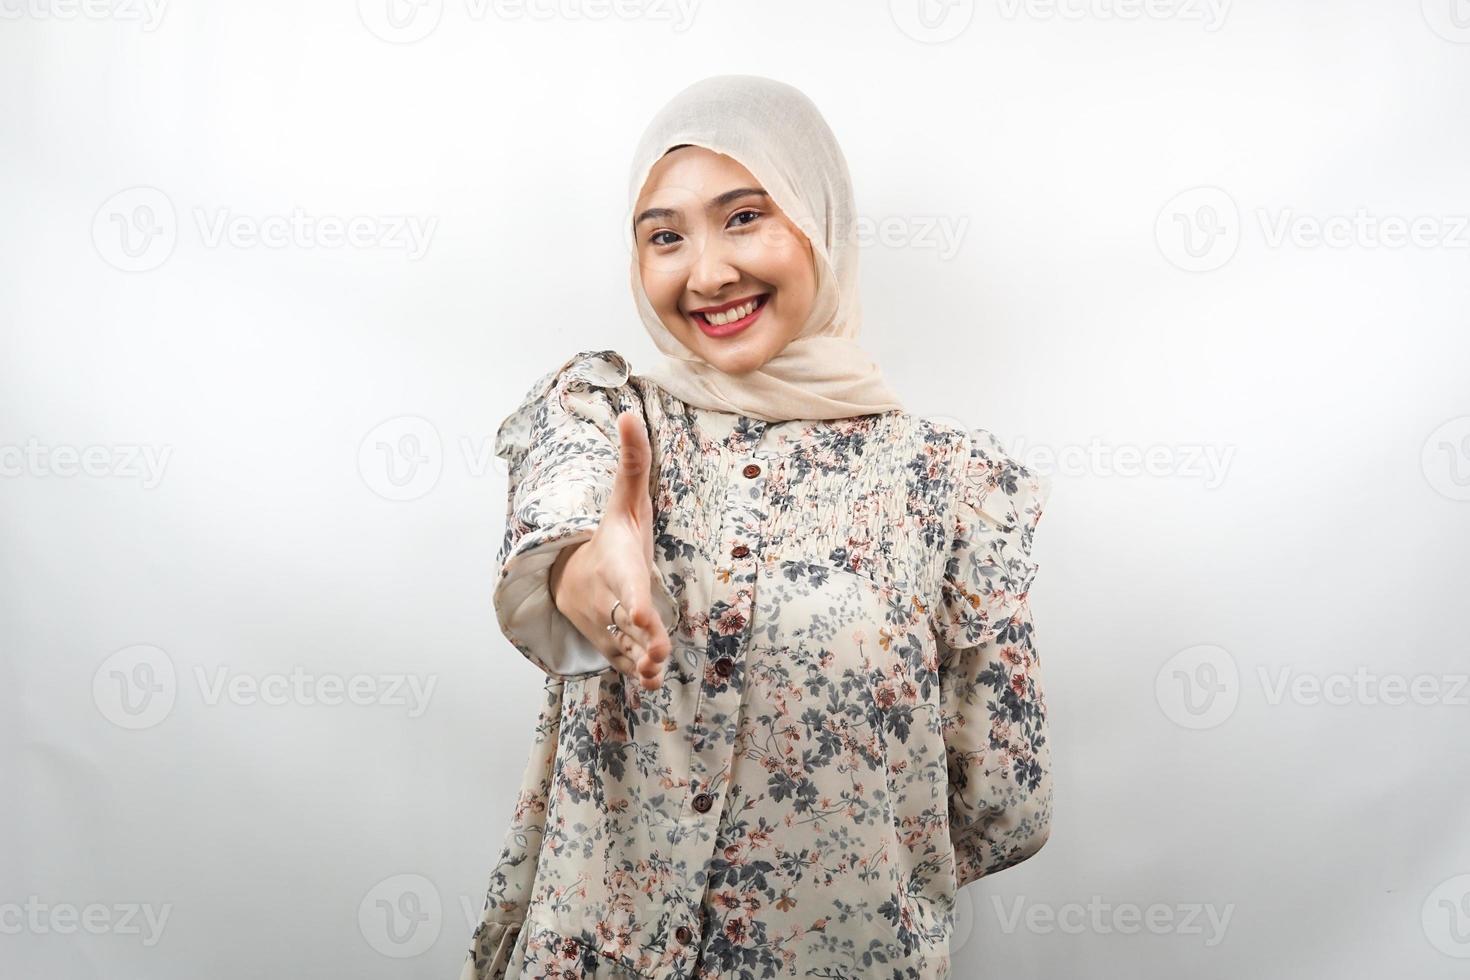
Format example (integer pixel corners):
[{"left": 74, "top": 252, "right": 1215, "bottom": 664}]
[
  {"left": 1155, "top": 644, "right": 1239, "bottom": 729},
  {"left": 93, "top": 187, "right": 177, "bottom": 272},
  {"left": 359, "top": 874, "right": 442, "bottom": 956},
  {"left": 890, "top": 0, "right": 976, "bottom": 43},
  {"left": 1156, "top": 186, "right": 1241, "bottom": 272},
  {"left": 1423, "top": 874, "right": 1470, "bottom": 957},
  {"left": 93, "top": 644, "right": 177, "bottom": 730},
  {"left": 1422, "top": 416, "right": 1470, "bottom": 502},
  {"left": 358, "top": 0, "right": 443, "bottom": 43},
  {"left": 1423, "top": 0, "right": 1470, "bottom": 42},
  {"left": 359, "top": 416, "right": 444, "bottom": 501}
]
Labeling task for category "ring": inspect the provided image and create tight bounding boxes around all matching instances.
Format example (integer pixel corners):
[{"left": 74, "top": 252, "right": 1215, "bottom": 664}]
[{"left": 606, "top": 599, "right": 623, "bottom": 637}]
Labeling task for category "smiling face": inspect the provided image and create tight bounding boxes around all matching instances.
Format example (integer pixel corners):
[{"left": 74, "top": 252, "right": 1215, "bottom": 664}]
[{"left": 633, "top": 145, "right": 817, "bottom": 376}]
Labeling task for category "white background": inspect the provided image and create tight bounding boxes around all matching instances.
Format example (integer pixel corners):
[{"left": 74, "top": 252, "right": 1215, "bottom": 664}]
[{"left": 4, "top": 1, "right": 1470, "bottom": 977}]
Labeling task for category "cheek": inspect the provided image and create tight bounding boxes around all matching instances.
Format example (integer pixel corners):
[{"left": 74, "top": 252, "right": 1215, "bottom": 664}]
[
  {"left": 760, "top": 232, "right": 816, "bottom": 299},
  {"left": 768, "top": 247, "right": 816, "bottom": 323},
  {"left": 641, "top": 269, "right": 682, "bottom": 316}
]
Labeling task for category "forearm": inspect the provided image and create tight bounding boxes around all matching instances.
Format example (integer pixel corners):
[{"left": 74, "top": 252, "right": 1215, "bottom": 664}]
[{"left": 549, "top": 540, "right": 587, "bottom": 610}]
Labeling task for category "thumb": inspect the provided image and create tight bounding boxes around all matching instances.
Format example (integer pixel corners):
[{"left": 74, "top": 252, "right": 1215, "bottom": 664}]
[{"left": 606, "top": 410, "right": 653, "bottom": 519}]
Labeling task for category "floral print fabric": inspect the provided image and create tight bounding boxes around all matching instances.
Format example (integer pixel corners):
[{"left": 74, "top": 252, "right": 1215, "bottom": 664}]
[{"left": 459, "top": 350, "right": 1053, "bottom": 980}]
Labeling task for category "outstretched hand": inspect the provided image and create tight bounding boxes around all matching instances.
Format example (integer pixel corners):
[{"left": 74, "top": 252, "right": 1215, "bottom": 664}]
[{"left": 549, "top": 410, "right": 673, "bottom": 690}]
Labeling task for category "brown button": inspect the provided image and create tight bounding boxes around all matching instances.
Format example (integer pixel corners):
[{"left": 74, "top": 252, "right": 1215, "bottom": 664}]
[
  {"left": 742, "top": 463, "right": 761, "bottom": 478},
  {"left": 692, "top": 792, "right": 713, "bottom": 813},
  {"left": 714, "top": 656, "right": 733, "bottom": 677},
  {"left": 674, "top": 924, "right": 693, "bottom": 945},
  {"left": 730, "top": 544, "right": 749, "bottom": 559}
]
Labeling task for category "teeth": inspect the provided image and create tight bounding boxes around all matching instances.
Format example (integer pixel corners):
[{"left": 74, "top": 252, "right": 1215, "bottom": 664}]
[{"left": 701, "top": 297, "right": 759, "bottom": 326}]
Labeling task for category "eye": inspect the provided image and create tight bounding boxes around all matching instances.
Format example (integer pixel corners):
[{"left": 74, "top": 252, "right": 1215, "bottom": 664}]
[
  {"left": 729, "top": 209, "right": 761, "bottom": 229},
  {"left": 648, "top": 230, "right": 682, "bottom": 247}
]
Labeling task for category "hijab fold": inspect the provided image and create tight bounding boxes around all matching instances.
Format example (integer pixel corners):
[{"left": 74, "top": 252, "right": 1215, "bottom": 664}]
[{"left": 625, "top": 74, "right": 905, "bottom": 423}]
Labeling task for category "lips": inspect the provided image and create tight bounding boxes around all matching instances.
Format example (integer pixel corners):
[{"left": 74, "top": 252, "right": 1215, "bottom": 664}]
[
  {"left": 688, "top": 293, "right": 769, "bottom": 318},
  {"left": 689, "top": 293, "right": 770, "bottom": 338}
]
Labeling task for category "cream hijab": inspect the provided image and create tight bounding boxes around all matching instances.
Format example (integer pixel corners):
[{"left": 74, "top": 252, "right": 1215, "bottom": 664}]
[{"left": 625, "top": 74, "right": 906, "bottom": 423}]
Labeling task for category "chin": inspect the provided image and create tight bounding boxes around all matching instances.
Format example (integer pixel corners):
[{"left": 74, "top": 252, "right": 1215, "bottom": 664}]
[
  {"left": 661, "top": 310, "right": 791, "bottom": 376},
  {"left": 701, "top": 342, "right": 774, "bottom": 377}
]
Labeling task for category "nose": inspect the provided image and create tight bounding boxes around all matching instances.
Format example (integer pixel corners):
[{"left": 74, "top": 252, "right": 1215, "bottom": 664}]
[{"left": 685, "top": 234, "right": 740, "bottom": 299}]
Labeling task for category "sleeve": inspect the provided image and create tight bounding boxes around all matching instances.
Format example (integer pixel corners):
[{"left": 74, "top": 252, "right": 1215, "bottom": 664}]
[
  {"left": 931, "top": 426, "right": 1054, "bottom": 888},
  {"left": 491, "top": 349, "right": 679, "bottom": 680}
]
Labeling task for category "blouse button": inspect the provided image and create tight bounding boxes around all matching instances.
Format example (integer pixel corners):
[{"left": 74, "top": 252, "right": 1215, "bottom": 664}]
[
  {"left": 742, "top": 463, "right": 761, "bottom": 478},
  {"left": 730, "top": 544, "right": 749, "bottom": 559},
  {"left": 675, "top": 924, "right": 694, "bottom": 945},
  {"left": 692, "top": 792, "right": 714, "bottom": 813},
  {"left": 714, "top": 656, "right": 734, "bottom": 677}
]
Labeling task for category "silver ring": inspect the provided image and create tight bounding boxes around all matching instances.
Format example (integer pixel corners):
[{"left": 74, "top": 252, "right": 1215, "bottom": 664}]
[{"left": 606, "top": 599, "right": 623, "bottom": 637}]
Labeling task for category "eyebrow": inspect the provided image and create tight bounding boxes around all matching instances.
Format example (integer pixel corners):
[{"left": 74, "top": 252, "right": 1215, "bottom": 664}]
[{"left": 634, "top": 188, "right": 769, "bottom": 227}]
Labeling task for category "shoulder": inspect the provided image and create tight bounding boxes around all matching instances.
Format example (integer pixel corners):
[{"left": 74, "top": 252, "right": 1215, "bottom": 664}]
[
  {"left": 919, "top": 417, "right": 1051, "bottom": 543},
  {"left": 493, "top": 349, "right": 640, "bottom": 464},
  {"left": 925, "top": 420, "right": 1051, "bottom": 647},
  {"left": 520, "top": 349, "right": 634, "bottom": 403}
]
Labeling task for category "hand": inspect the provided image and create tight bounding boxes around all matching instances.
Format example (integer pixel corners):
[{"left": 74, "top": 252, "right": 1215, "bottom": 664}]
[{"left": 548, "top": 410, "right": 673, "bottom": 690}]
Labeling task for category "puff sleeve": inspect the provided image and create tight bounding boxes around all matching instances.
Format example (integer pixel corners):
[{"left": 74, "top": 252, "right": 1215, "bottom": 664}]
[
  {"left": 491, "top": 349, "right": 679, "bottom": 680},
  {"left": 932, "top": 426, "right": 1054, "bottom": 888}
]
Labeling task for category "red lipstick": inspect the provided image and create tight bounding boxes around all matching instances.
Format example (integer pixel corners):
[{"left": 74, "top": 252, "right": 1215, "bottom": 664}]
[{"left": 688, "top": 293, "right": 769, "bottom": 338}]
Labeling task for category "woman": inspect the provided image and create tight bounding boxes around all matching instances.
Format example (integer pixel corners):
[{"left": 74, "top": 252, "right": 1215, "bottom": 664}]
[{"left": 460, "top": 75, "right": 1053, "bottom": 980}]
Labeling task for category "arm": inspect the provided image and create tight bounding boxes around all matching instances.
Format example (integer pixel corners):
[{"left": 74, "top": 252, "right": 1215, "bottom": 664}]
[
  {"left": 938, "top": 597, "right": 1052, "bottom": 886},
  {"left": 548, "top": 540, "right": 584, "bottom": 607},
  {"left": 934, "top": 427, "right": 1054, "bottom": 887},
  {"left": 492, "top": 350, "right": 677, "bottom": 680}
]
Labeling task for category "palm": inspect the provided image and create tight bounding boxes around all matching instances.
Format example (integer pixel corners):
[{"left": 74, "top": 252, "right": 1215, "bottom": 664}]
[
  {"left": 597, "top": 410, "right": 669, "bottom": 679},
  {"left": 603, "top": 510, "right": 654, "bottom": 599}
]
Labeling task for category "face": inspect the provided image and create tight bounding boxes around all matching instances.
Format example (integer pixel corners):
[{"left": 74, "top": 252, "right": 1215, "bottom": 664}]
[{"left": 633, "top": 145, "right": 817, "bottom": 376}]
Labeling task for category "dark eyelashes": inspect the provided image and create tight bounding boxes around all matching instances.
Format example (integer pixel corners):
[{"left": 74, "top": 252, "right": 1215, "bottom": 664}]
[{"left": 646, "top": 210, "right": 763, "bottom": 248}]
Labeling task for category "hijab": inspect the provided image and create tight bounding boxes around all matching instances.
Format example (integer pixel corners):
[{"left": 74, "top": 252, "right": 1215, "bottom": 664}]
[{"left": 625, "top": 74, "right": 906, "bottom": 423}]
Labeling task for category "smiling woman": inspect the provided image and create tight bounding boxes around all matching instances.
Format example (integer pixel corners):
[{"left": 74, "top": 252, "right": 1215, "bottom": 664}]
[
  {"left": 621, "top": 76, "right": 907, "bottom": 424},
  {"left": 632, "top": 154, "right": 814, "bottom": 367},
  {"left": 458, "top": 74, "right": 1055, "bottom": 980}
]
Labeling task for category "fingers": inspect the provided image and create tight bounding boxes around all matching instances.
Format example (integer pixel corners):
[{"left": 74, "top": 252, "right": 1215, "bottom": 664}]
[
  {"left": 605, "top": 638, "right": 637, "bottom": 677},
  {"left": 610, "top": 599, "right": 671, "bottom": 688},
  {"left": 560, "top": 510, "right": 667, "bottom": 687},
  {"left": 578, "top": 585, "right": 668, "bottom": 689},
  {"left": 596, "top": 626, "right": 640, "bottom": 684},
  {"left": 603, "top": 633, "right": 659, "bottom": 690}
]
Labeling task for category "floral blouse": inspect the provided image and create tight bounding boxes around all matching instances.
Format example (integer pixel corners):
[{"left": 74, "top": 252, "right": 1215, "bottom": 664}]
[{"left": 458, "top": 349, "right": 1053, "bottom": 980}]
